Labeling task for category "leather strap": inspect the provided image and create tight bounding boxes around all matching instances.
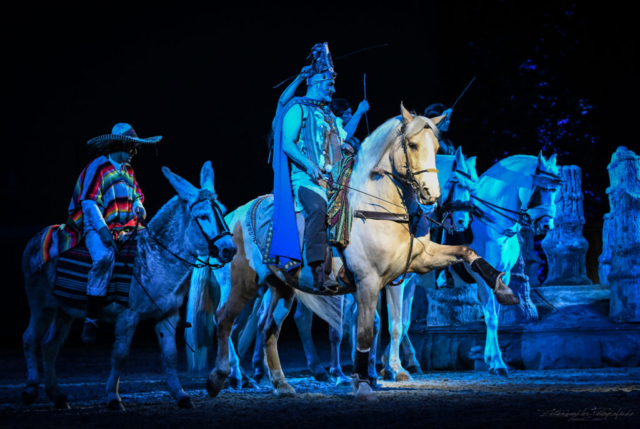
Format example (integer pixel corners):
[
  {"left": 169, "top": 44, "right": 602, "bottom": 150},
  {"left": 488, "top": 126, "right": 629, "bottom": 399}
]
[{"left": 354, "top": 210, "right": 409, "bottom": 223}]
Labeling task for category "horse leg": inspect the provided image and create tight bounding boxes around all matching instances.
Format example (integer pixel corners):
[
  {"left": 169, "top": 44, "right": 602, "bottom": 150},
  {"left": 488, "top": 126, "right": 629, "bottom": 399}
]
[
  {"left": 400, "top": 280, "right": 422, "bottom": 375},
  {"left": 294, "top": 300, "right": 329, "bottom": 382},
  {"left": 474, "top": 271, "right": 510, "bottom": 376},
  {"left": 328, "top": 296, "right": 350, "bottom": 387},
  {"left": 262, "top": 283, "right": 296, "bottom": 397},
  {"left": 352, "top": 280, "right": 381, "bottom": 402},
  {"left": 105, "top": 311, "right": 138, "bottom": 410},
  {"left": 383, "top": 281, "right": 411, "bottom": 382},
  {"left": 206, "top": 261, "right": 259, "bottom": 398},
  {"left": 22, "top": 308, "right": 55, "bottom": 405},
  {"left": 227, "top": 336, "right": 244, "bottom": 389},
  {"left": 252, "top": 293, "right": 268, "bottom": 383},
  {"left": 41, "top": 310, "right": 74, "bottom": 409},
  {"left": 155, "top": 311, "right": 194, "bottom": 408}
]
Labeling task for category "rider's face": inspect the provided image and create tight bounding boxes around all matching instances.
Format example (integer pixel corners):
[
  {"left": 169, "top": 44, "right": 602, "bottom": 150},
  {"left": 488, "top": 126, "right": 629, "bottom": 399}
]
[
  {"left": 341, "top": 108, "right": 352, "bottom": 124},
  {"left": 316, "top": 79, "right": 335, "bottom": 102}
]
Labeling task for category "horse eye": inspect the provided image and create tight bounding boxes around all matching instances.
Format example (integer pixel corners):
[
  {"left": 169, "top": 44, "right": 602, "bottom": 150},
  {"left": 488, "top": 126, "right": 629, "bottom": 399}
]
[
  {"left": 408, "top": 142, "right": 418, "bottom": 150},
  {"left": 198, "top": 215, "right": 209, "bottom": 221}
]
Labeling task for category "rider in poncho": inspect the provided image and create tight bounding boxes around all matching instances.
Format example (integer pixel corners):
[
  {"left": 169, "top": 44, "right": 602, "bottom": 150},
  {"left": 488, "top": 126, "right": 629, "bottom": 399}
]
[
  {"left": 69, "top": 123, "right": 159, "bottom": 343},
  {"left": 269, "top": 43, "right": 347, "bottom": 293}
]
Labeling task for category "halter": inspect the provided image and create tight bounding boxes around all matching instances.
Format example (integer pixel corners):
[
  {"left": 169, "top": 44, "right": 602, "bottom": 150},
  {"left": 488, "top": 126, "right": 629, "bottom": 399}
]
[
  {"left": 189, "top": 196, "right": 233, "bottom": 264},
  {"left": 435, "top": 169, "right": 476, "bottom": 233}
]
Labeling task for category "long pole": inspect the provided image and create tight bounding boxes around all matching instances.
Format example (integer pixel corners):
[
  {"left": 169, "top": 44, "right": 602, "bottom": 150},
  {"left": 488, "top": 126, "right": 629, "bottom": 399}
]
[{"left": 364, "top": 73, "right": 370, "bottom": 136}]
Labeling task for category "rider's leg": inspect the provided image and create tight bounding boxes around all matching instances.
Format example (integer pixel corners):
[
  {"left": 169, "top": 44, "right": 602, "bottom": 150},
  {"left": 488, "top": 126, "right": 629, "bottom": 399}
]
[
  {"left": 83, "top": 227, "right": 114, "bottom": 344},
  {"left": 298, "top": 187, "right": 338, "bottom": 292}
]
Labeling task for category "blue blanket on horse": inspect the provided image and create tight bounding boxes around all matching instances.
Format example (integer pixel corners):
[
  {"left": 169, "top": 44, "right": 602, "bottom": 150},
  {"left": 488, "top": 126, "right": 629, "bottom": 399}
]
[{"left": 52, "top": 242, "right": 137, "bottom": 305}]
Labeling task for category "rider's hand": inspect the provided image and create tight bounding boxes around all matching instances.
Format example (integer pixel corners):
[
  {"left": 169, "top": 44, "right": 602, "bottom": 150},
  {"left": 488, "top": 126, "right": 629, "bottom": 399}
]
[
  {"left": 305, "top": 163, "right": 324, "bottom": 184},
  {"left": 356, "top": 100, "right": 370, "bottom": 115},
  {"left": 99, "top": 227, "right": 113, "bottom": 246},
  {"left": 136, "top": 206, "right": 147, "bottom": 220},
  {"left": 299, "top": 65, "right": 312, "bottom": 79}
]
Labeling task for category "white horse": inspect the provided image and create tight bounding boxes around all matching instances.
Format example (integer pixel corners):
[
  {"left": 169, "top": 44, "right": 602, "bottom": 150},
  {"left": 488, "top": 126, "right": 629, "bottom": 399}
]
[
  {"left": 382, "top": 147, "right": 478, "bottom": 381},
  {"left": 458, "top": 153, "right": 561, "bottom": 375},
  {"left": 21, "top": 162, "right": 236, "bottom": 410},
  {"left": 203, "top": 105, "right": 518, "bottom": 401}
]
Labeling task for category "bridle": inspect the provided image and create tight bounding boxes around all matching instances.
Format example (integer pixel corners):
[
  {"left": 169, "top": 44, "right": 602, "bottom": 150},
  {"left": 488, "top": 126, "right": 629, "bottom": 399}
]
[
  {"left": 373, "top": 122, "right": 439, "bottom": 195},
  {"left": 471, "top": 167, "right": 563, "bottom": 236},
  {"left": 436, "top": 169, "right": 476, "bottom": 232},
  {"left": 189, "top": 196, "right": 233, "bottom": 265}
]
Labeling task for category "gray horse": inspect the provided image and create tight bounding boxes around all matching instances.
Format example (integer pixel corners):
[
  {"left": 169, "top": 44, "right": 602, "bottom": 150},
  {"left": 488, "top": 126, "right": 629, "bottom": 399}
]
[{"left": 21, "top": 161, "right": 236, "bottom": 410}]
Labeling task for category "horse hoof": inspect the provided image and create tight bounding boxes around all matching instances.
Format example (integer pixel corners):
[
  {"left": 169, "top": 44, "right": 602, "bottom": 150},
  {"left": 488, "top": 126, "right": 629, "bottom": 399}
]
[
  {"left": 253, "top": 372, "right": 265, "bottom": 384},
  {"left": 395, "top": 372, "right": 413, "bottom": 382},
  {"left": 107, "top": 399, "right": 125, "bottom": 411},
  {"left": 355, "top": 383, "right": 378, "bottom": 402},
  {"left": 228, "top": 377, "right": 242, "bottom": 390},
  {"left": 242, "top": 375, "right": 259, "bottom": 389},
  {"left": 494, "top": 368, "right": 509, "bottom": 377},
  {"left": 21, "top": 390, "right": 37, "bottom": 406},
  {"left": 314, "top": 372, "right": 331, "bottom": 383},
  {"left": 335, "top": 377, "right": 352, "bottom": 388},
  {"left": 406, "top": 365, "right": 423, "bottom": 375},
  {"left": 274, "top": 383, "right": 296, "bottom": 397},
  {"left": 54, "top": 395, "right": 70, "bottom": 410},
  {"left": 206, "top": 374, "right": 226, "bottom": 398},
  {"left": 369, "top": 376, "right": 380, "bottom": 391},
  {"left": 381, "top": 369, "right": 395, "bottom": 381},
  {"left": 178, "top": 396, "right": 195, "bottom": 409},
  {"left": 495, "top": 284, "right": 520, "bottom": 306}
]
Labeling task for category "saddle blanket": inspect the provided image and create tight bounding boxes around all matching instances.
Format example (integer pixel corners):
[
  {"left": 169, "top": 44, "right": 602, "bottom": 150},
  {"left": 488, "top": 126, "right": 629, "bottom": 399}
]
[{"left": 52, "top": 241, "right": 137, "bottom": 305}]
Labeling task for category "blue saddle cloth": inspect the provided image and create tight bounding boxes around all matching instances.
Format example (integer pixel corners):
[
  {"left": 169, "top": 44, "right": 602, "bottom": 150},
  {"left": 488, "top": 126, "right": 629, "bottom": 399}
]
[{"left": 52, "top": 241, "right": 136, "bottom": 305}]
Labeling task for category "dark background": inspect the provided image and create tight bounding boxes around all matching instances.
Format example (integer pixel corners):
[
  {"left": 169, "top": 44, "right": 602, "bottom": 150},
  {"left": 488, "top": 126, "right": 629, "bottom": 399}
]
[{"left": 1, "top": 1, "right": 636, "bottom": 342}]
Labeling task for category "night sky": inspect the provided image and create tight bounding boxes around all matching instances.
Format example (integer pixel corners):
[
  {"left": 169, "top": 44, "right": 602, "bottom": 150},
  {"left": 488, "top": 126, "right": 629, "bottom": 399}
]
[{"left": 2, "top": 1, "right": 635, "bottom": 337}]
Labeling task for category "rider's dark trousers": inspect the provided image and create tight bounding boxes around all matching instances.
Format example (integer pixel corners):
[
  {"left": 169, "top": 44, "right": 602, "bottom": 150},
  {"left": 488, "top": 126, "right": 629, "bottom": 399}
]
[{"left": 298, "top": 186, "right": 327, "bottom": 264}]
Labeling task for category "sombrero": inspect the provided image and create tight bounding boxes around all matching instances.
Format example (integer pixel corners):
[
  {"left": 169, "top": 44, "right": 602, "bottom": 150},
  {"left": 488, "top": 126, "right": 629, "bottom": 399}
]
[{"left": 87, "top": 123, "right": 162, "bottom": 152}]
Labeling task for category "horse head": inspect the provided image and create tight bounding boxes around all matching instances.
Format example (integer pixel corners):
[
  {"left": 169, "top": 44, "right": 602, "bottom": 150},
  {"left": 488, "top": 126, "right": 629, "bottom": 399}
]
[
  {"left": 162, "top": 161, "right": 237, "bottom": 264},
  {"left": 441, "top": 147, "right": 478, "bottom": 232},
  {"left": 523, "top": 152, "right": 562, "bottom": 235},
  {"left": 393, "top": 103, "right": 441, "bottom": 205}
]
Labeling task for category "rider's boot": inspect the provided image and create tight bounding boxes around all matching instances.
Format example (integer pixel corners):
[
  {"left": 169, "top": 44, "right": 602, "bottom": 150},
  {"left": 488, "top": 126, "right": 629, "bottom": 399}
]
[
  {"left": 311, "top": 262, "right": 340, "bottom": 294},
  {"left": 82, "top": 296, "right": 106, "bottom": 344}
]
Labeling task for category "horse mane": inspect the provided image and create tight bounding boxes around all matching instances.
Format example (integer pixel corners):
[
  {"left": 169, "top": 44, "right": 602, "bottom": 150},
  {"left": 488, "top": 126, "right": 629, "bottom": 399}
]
[
  {"left": 148, "top": 195, "right": 183, "bottom": 238},
  {"left": 348, "top": 114, "right": 438, "bottom": 211}
]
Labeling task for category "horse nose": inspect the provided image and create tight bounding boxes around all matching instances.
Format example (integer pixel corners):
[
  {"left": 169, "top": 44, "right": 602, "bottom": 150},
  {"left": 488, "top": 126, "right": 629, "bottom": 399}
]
[
  {"left": 222, "top": 246, "right": 236, "bottom": 259},
  {"left": 542, "top": 224, "right": 550, "bottom": 233}
]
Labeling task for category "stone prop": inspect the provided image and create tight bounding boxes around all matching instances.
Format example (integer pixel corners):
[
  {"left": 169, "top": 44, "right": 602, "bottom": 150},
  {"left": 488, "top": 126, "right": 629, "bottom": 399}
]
[
  {"left": 605, "top": 147, "right": 640, "bottom": 322},
  {"left": 541, "top": 165, "right": 592, "bottom": 286}
]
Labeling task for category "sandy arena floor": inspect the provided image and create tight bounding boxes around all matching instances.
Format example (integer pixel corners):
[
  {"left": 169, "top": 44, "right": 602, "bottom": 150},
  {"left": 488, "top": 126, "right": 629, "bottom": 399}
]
[{"left": 1, "top": 341, "right": 638, "bottom": 429}]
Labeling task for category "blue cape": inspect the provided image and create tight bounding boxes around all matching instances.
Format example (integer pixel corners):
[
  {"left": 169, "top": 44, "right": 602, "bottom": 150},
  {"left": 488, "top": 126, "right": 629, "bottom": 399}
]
[{"left": 268, "top": 97, "right": 314, "bottom": 271}]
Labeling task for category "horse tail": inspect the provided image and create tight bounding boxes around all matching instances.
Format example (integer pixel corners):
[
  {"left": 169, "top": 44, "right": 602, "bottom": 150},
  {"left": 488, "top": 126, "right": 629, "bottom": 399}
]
[
  {"left": 185, "top": 265, "right": 220, "bottom": 373},
  {"left": 294, "top": 291, "right": 343, "bottom": 330}
]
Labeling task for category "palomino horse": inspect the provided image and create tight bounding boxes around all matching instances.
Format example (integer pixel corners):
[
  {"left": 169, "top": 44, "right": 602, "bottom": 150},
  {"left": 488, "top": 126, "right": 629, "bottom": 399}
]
[
  {"left": 382, "top": 147, "right": 479, "bottom": 381},
  {"left": 205, "top": 105, "right": 518, "bottom": 401},
  {"left": 21, "top": 162, "right": 236, "bottom": 410}
]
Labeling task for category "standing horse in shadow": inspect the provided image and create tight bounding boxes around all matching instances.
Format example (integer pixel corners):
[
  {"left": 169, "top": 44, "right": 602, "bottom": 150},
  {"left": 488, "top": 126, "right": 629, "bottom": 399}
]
[
  {"left": 205, "top": 105, "right": 518, "bottom": 401},
  {"left": 21, "top": 162, "right": 236, "bottom": 410},
  {"left": 381, "top": 147, "right": 479, "bottom": 381}
]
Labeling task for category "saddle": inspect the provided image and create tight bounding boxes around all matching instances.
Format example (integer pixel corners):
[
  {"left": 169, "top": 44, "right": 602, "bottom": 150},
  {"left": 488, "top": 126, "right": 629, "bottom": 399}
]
[
  {"left": 246, "top": 195, "right": 354, "bottom": 294},
  {"left": 52, "top": 241, "right": 137, "bottom": 305}
]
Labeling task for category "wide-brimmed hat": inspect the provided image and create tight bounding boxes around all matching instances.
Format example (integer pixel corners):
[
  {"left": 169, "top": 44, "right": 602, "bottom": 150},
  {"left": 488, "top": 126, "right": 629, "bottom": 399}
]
[{"left": 87, "top": 123, "right": 162, "bottom": 152}]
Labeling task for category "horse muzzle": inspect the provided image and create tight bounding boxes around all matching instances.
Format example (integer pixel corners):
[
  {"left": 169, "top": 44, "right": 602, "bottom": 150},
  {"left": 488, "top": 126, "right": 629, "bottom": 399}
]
[{"left": 210, "top": 235, "right": 237, "bottom": 263}]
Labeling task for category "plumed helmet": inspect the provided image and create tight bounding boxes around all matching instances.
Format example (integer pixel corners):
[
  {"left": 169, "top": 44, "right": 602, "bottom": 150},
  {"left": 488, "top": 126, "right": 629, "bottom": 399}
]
[{"left": 306, "top": 42, "right": 337, "bottom": 85}]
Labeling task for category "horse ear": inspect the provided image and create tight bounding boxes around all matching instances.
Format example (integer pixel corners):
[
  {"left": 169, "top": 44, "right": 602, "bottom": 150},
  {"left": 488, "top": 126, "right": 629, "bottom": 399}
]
[
  {"left": 548, "top": 153, "right": 558, "bottom": 166},
  {"left": 200, "top": 161, "right": 215, "bottom": 192},
  {"left": 453, "top": 146, "right": 465, "bottom": 171},
  {"left": 430, "top": 113, "right": 447, "bottom": 126},
  {"left": 400, "top": 102, "right": 414, "bottom": 124},
  {"left": 467, "top": 156, "right": 477, "bottom": 172},
  {"left": 162, "top": 166, "right": 198, "bottom": 202},
  {"left": 537, "top": 151, "right": 546, "bottom": 168}
]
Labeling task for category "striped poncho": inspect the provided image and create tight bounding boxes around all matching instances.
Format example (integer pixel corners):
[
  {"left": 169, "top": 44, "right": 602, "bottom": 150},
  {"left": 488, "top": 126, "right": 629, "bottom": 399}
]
[{"left": 40, "top": 156, "right": 144, "bottom": 265}]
